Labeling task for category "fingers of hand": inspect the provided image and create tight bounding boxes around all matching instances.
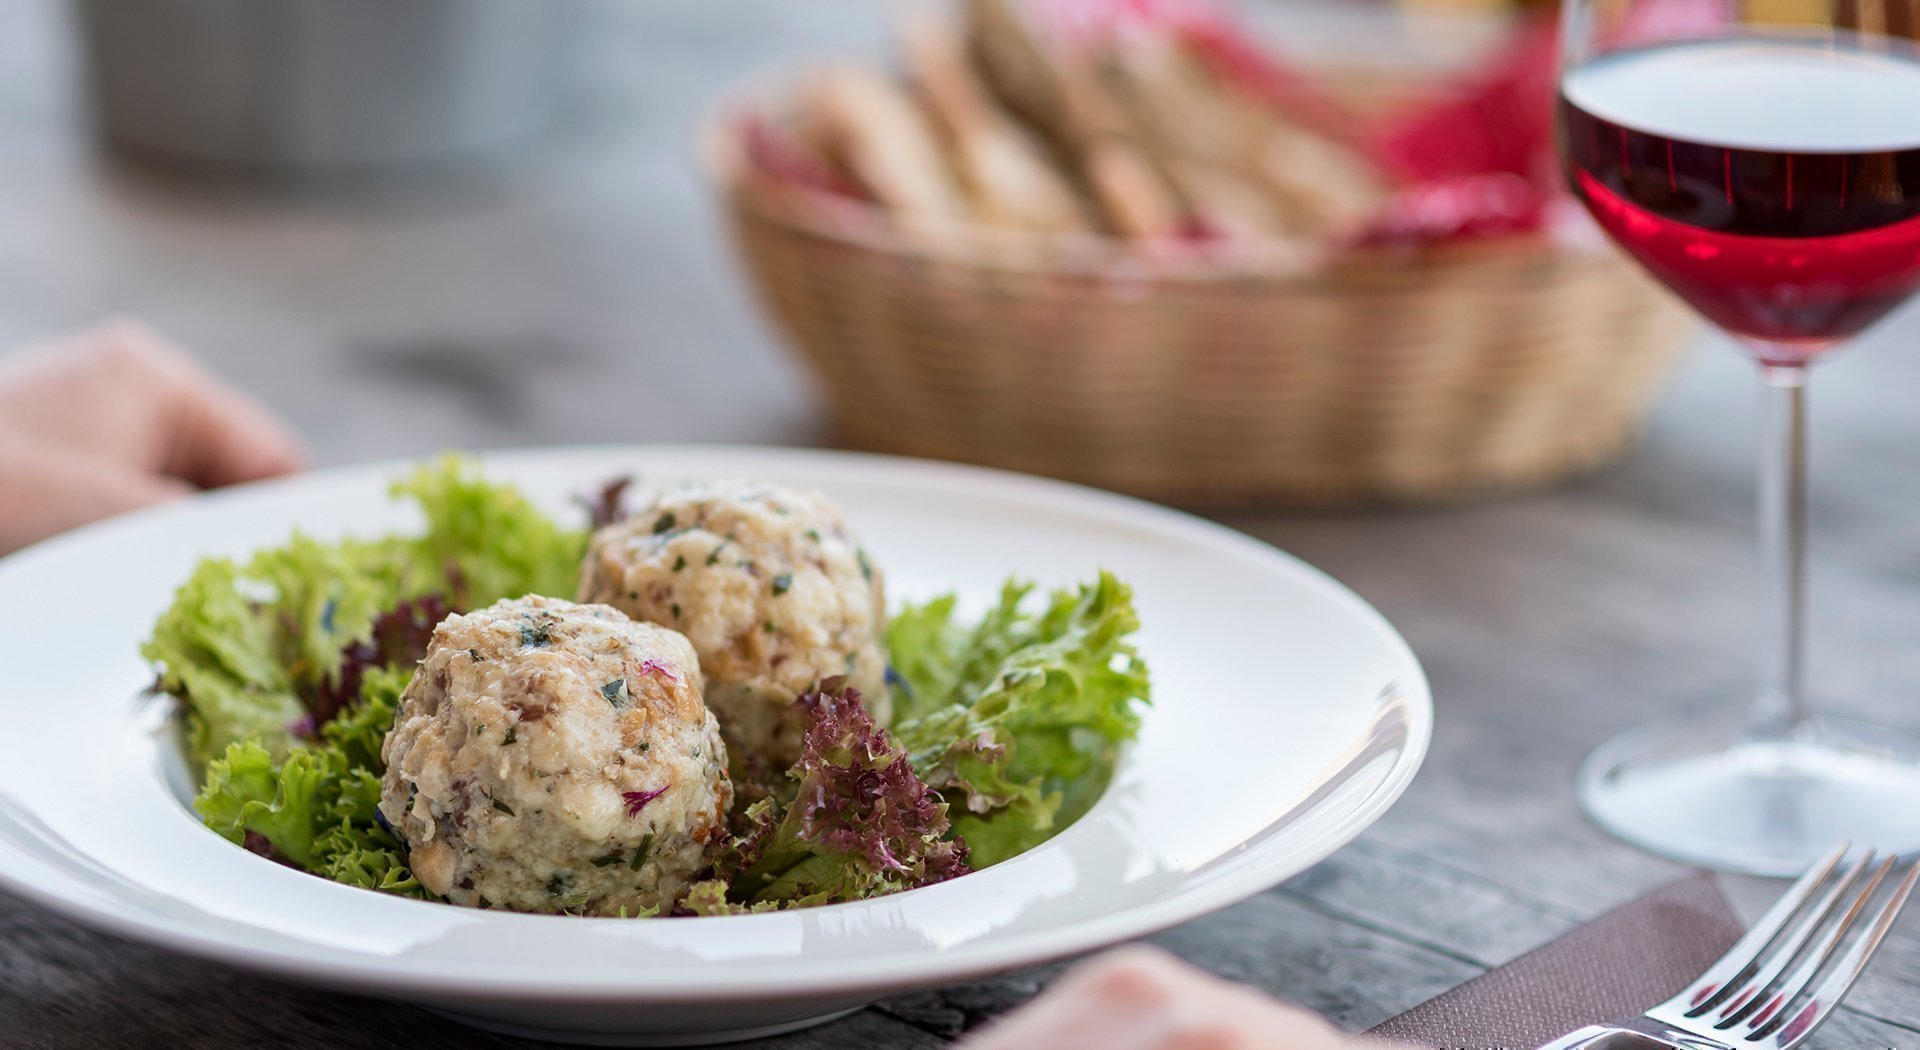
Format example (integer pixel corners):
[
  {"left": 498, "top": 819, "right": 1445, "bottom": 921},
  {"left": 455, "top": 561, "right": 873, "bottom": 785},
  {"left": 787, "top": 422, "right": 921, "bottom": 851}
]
[
  {"left": 960, "top": 947, "right": 1364, "bottom": 1050},
  {"left": 0, "top": 438, "right": 192, "bottom": 555},
  {"left": 88, "top": 321, "right": 307, "bottom": 488},
  {"left": 0, "top": 320, "right": 305, "bottom": 490}
]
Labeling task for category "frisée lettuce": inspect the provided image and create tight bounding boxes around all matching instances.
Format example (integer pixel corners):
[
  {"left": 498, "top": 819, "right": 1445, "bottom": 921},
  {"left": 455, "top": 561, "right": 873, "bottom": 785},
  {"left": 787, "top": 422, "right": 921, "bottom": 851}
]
[
  {"left": 144, "top": 458, "right": 583, "bottom": 769},
  {"left": 888, "top": 573, "right": 1150, "bottom": 867},
  {"left": 197, "top": 665, "right": 423, "bottom": 896}
]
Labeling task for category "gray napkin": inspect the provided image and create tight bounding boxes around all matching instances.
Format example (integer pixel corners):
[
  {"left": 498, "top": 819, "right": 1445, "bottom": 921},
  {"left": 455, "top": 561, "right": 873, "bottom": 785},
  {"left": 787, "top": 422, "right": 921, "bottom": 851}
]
[{"left": 1366, "top": 874, "right": 1744, "bottom": 1050}]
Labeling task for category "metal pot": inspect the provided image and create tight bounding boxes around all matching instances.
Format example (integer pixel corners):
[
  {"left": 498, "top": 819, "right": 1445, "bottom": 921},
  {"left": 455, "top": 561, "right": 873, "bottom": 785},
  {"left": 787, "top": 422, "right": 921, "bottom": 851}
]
[{"left": 73, "top": 0, "right": 581, "bottom": 176}]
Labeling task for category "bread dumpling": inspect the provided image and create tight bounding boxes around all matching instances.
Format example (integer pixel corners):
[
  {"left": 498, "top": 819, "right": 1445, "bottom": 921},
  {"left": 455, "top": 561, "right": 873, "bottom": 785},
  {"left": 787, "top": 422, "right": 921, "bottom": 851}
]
[
  {"left": 578, "top": 481, "right": 890, "bottom": 774},
  {"left": 378, "top": 596, "right": 730, "bottom": 916}
]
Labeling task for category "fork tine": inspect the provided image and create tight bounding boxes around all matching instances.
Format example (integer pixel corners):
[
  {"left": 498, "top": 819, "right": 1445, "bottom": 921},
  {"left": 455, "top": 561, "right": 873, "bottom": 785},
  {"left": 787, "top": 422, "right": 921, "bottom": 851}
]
[
  {"left": 1735, "top": 855, "right": 1893, "bottom": 1033},
  {"left": 1665, "top": 842, "right": 1849, "bottom": 1017},
  {"left": 1759, "top": 861, "right": 1920, "bottom": 1050},
  {"left": 1707, "top": 850, "right": 1878, "bottom": 1026}
]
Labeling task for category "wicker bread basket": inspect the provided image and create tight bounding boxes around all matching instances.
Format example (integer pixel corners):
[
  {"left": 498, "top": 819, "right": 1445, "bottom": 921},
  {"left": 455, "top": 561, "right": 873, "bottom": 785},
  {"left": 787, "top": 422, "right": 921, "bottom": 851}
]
[{"left": 710, "top": 103, "right": 1696, "bottom": 508}]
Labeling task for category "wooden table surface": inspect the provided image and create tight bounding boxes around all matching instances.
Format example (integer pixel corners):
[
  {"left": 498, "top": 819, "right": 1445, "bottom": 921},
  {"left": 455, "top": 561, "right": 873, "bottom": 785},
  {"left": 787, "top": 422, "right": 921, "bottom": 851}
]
[{"left": 4, "top": 1, "right": 1920, "bottom": 1047}]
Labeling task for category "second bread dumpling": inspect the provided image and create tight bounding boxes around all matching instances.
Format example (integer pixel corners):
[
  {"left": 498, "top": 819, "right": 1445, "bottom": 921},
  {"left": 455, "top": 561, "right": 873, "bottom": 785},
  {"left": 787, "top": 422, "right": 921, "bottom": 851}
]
[{"left": 578, "top": 480, "right": 890, "bottom": 771}]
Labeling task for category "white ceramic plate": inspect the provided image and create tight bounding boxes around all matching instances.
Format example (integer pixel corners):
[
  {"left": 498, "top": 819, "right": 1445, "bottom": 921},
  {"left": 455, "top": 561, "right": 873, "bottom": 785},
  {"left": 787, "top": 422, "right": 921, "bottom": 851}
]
[{"left": 0, "top": 446, "right": 1429, "bottom": 1046}]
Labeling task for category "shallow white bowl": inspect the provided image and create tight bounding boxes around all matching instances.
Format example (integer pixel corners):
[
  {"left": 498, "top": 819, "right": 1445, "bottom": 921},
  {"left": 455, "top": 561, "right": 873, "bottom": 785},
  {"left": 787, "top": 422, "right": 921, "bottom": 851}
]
[{"left": 0, "top": 446, "right": 1429, "bottom": 1046}]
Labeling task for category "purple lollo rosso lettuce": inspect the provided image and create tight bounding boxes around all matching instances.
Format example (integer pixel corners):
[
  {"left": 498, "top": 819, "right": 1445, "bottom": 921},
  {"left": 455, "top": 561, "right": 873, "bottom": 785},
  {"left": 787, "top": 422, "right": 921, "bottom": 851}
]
[{"left": 686, "top": 679, "right": 969, "bottom": 912}]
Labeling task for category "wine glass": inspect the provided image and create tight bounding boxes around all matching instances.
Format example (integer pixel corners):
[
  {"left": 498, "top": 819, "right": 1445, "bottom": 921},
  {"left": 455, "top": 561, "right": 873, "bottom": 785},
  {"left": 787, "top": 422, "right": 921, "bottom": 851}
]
[{"left": 1559, "top": 0, "right": 1920, "bottom": 874}]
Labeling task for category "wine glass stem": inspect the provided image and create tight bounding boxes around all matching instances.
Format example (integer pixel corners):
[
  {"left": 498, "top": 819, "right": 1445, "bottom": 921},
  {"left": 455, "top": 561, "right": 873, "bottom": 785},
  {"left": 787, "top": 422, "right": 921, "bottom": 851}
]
[{"left": 1756, "top": 362, "right": 1810, "bottom": 739}]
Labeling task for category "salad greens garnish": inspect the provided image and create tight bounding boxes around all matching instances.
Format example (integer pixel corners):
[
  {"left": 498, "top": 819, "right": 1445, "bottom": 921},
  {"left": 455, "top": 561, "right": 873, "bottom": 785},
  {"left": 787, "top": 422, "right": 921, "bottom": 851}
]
[
  {"left": 144, "top": 458, "right": 584, "bottom": 769},
  {"left": 145, "top": 458, "right": 1150, "bottom": 915},
  {"left": 697, "top": 679, "right": 970, "bottom": 910},
  {"left": 310, "top": 595, "right": 448, "bottom": 731},
  {"left": 198, "top": 665, "right": 424, "bottom": 896},
  {"left": 889, "top": 573, "right": 1150, "bottom": 867},
  {"left": 396, "top": 459, "right": 584, "bottom": 610}
]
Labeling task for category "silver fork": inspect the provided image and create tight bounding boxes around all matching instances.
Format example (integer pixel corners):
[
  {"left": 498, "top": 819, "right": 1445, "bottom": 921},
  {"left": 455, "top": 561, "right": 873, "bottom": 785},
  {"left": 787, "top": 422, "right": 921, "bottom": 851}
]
[{"left": 1537, "top": 844, "right": 1918, "bottom": 1050}]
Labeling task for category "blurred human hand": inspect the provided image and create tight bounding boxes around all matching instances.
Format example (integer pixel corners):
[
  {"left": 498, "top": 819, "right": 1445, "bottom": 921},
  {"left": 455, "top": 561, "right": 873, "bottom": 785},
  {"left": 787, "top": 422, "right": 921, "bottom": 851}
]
[
  {"left": 959, "top": 946, "right": 1371, "bottom": 1050},
  {"left": 0, "top": 321, "right": 305, "bottom": 554}
]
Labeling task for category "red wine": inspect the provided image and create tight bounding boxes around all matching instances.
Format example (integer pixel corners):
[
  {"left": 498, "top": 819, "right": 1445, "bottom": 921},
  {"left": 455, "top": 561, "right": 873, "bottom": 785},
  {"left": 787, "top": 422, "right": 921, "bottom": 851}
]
[{"left": 1560, "top": 37, "right": 1920, "bottom": 352}]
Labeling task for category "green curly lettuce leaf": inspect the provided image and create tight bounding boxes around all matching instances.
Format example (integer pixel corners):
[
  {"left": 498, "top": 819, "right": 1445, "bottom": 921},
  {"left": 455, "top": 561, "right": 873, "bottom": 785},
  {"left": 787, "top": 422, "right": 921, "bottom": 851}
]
[
  {"left": 145, "top": 536, "right": 418, "bottom": 768},
  {"left": 196, "top": 740, "right": 334, "bottom": 869},
  {"left": 250, "top": 535, "right": 411, "bottom": 699},
  {"left": 312, "top": 821, "right": 422, "bottom": 896},
  {"left": 391, "top": 456, "right": 585, "bottom": 609},
  {"left": 322, "top": 664, "right": 410, "bottom": 776},
  {"left": 679, "top": 879, "right": 771, "bottom": 916},
  {"left": 143, "top": 559, "right": 307, "bottom": 771},
  {"left": 889, "top": 571, "right": 1150, "bottom": 867},
  {"left": 307, "top": 666, "right": 422, "bottom": 896},
  {"left": 194, "top": 665, "right": 424, "bottom": 896},
  {"left": 885, "top": 594, "right": 965, "bottom": 724},
  {"left": 192, "top": 738, "right": 281, "bottom": 849},
  {"left": 145, "top": 457, "right": 586, "bottom": 772}
]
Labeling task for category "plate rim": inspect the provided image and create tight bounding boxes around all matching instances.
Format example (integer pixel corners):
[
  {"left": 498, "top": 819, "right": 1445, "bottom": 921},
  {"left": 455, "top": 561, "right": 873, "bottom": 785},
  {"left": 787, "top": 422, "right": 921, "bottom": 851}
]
[{"left": 0, "top": 443, "right": 1431, "bottom": 1003}]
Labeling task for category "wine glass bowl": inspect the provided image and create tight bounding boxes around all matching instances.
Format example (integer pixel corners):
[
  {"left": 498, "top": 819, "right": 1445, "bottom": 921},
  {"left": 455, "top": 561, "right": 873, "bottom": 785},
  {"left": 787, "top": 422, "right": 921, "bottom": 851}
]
[
  {"left": 1559, "top": 0, "right": 1920, "bottom": 873},
  {"left": 1559, "top": 17, "right": 1920, "bottom": 358}
]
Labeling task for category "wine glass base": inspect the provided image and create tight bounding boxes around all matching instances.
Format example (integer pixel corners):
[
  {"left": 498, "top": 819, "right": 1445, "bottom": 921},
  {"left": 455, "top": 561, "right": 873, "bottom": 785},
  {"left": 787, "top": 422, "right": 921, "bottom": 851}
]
[{"left": 1578, "top": 715, "right": 1920, "bottom": 876}]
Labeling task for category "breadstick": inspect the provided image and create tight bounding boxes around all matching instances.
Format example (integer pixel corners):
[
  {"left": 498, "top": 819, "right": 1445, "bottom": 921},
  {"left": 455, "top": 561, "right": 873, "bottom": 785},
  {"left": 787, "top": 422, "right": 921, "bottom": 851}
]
[
  {"left": 966, "top": 0, "right": 1184, "bottom": 237},
  {"left": 808, "top": 63, "right": 970, "bottom": 231},
  {"left": 900, "top": 13, "right": 1088, "bottom": 233}
]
